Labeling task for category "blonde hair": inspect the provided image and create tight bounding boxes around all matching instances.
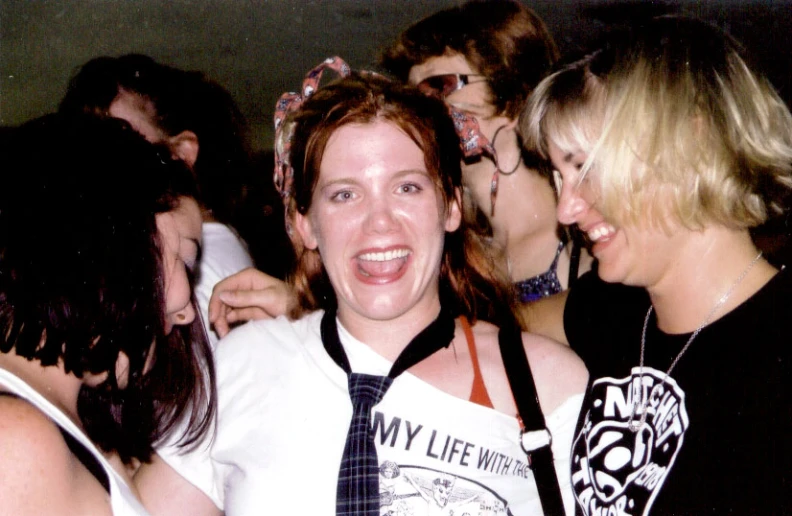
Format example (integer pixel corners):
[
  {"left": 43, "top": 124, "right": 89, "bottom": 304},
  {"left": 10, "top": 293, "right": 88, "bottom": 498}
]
[
  {"left": 523, "top": 17, "right": 792, "bottom": 230},
  {"left": 521, "top": 55, "right": 604, "bottom": 164}
]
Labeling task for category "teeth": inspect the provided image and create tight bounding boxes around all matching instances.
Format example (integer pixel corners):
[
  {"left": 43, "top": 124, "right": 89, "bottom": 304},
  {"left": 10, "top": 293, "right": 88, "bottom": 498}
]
[
  {"left": 358, "top": 249, "right": 410, "bottom": 262},
  {"left": 588, "top": 225, "right": 615, "bottom": 242}
]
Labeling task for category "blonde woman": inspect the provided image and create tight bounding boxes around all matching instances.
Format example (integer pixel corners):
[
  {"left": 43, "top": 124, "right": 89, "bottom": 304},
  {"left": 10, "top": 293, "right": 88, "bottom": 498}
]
[{"left": 521, "top": 16, "right": 792, "bottom": 515}]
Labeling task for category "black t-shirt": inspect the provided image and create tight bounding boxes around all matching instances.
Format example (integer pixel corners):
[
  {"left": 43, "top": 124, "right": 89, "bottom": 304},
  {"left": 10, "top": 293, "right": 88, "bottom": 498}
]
[{"left": 564, "top": 269, "right": 792, "bottom": 515}]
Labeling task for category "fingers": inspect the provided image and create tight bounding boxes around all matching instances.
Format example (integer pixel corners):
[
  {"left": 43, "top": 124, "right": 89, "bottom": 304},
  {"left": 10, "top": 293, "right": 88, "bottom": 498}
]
[
  {"left": 208, "top": 268, "right": 296, "bottom": 339},
  {"left": 208, "top": 267, "right": 277, "bottom": 323}
]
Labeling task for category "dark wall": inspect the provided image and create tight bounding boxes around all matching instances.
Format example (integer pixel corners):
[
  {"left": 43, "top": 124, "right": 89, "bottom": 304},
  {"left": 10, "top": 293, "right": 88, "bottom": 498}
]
[{"left": 2, "top": 0, "right": 790, "bottom": 151}]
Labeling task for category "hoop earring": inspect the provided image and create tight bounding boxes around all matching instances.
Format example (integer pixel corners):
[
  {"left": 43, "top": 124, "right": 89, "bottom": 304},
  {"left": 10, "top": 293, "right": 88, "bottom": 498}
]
[{"left": 489, "top": 125, "right": 521, "bottom": 217}]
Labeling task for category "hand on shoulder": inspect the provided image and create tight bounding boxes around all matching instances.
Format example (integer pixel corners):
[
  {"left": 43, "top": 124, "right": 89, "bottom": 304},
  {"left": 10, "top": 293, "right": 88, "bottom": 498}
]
[
  {"left": 208, "top": 267, "right": 296, "bottom": 338},
  {"left": 0, "top": 395, "right": 111, "bottom": 515}
]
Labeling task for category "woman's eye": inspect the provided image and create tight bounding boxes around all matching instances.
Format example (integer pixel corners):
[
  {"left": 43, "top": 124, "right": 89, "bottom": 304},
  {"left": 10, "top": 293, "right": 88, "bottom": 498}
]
[
  {"left": 398, "top": 183, "right": 421, "bottom": 194},
  {"left": 330, "top": 190, "right": 355, "bottom": 202}
]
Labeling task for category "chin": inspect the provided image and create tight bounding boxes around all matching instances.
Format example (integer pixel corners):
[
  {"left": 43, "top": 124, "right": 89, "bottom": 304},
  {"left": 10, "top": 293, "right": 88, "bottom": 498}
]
[{"left": 594, "top": 259, "right": 629, "bottom": 285}]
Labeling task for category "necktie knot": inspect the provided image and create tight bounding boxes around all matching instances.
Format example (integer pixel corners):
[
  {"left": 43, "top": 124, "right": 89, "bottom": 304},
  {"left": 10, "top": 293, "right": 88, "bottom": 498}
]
[{"left": 348, "top": 373, "right": 392, "bottom": 408}]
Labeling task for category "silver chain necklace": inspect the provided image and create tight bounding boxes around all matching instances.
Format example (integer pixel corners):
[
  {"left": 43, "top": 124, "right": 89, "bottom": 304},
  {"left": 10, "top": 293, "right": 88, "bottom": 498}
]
[{"left": 627, "top": 251, "right": 763, "bottom": 432}]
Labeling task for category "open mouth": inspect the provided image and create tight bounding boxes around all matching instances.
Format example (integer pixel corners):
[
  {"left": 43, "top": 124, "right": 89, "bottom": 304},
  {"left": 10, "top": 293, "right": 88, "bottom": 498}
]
[
  {"left": 586, "top": 223, "right": 617, "bottom": 243},
  {"left": 355, "top": 248, "right": 411, "bottom": 282}
]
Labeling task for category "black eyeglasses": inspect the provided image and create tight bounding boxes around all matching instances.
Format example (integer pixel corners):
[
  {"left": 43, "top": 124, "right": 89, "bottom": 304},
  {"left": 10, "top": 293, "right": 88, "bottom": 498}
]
[{"left": 416, "top": 73, "right": 487, "bottom": 99}]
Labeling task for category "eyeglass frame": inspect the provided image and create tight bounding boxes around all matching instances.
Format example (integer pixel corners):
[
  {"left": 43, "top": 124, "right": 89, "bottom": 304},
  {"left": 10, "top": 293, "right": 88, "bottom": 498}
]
[{"left": 416, "top": 73, "right": 488, "bottom": 100}]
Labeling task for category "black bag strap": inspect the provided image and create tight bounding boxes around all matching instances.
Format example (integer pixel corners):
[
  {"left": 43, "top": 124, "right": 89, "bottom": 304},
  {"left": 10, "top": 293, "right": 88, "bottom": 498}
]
[
  {"left": 568, "top": 240, "right": 582, "bottom": 289},
  {"left": 498, "top": 324, "right": 565, "bottom": 516}
]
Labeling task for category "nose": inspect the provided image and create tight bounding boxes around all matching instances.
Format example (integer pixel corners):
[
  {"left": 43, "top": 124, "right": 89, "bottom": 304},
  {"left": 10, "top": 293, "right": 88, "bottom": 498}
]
[
  {"left": 556, "top": 180, "right": 588, "bottom": 225},
  {"left": 363, "top": 196, "right": 399, "bottom": 234}
]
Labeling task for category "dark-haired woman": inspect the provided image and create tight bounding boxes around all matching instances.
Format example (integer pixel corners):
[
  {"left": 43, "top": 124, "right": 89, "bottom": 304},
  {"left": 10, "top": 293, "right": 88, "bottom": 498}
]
[{"left": 0, "top": 115, "right": 215, "bottom": 515}]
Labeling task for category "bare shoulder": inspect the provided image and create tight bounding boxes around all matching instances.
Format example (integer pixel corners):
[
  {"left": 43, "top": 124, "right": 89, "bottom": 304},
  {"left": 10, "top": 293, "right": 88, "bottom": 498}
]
[
  {"left": 0, "top": 395, "right": 109, "bottom": 514},
  {"left": 520, "top": 331, "right": 588, "bottom": 415},
  {"left": 136, "top": 453, "right": 222, "bottom": 516},
  {"left": 467, "top": 320, "right": 587, "bottom": 416}
]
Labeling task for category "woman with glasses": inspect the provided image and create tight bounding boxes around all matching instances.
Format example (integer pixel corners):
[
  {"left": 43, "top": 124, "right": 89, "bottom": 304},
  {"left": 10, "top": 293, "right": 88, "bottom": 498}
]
[{"left": 382, "top": 0, "right": 593, "bottom": 305}]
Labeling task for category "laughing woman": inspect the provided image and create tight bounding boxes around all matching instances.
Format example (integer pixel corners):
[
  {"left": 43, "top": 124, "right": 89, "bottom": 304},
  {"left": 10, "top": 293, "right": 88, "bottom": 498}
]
[
  {"left": 0, "top": 115, "right": 215, "bottom": 515},
  {"left": 521, "top": 16, "right": 792, "bottom": 515},
  {"left": 135, "top": 68, "right": 587, "bottom": 515}
]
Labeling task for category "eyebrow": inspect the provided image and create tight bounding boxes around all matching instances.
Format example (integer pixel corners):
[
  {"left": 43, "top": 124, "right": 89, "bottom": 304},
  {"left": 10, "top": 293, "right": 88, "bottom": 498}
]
[{"left": 319, "top": 168, "right": 431, "bottom": 191}]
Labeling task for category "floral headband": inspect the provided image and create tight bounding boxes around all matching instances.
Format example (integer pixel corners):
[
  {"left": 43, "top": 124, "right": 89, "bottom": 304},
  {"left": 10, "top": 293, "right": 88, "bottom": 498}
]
[{"left": 272, "top": 57, "right": 499, "bottom": 220}]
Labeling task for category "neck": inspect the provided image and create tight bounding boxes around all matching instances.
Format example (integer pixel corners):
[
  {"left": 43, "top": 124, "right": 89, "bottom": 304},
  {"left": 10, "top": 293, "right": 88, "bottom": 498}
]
[
  {"left": 0, "top": 351, "right": 84, "bottom": 426},
  {"left": 492, "top": 164, "right": 560, "bottom": 280},
  {"left": 647, "top": 227, "right": 775, "bottom": 334},
  {"left": 507, "top": 224, "right": 562, "bottom": 281},
  {"left": 335, "top": 300, "right": 442, "bottom": 362}
]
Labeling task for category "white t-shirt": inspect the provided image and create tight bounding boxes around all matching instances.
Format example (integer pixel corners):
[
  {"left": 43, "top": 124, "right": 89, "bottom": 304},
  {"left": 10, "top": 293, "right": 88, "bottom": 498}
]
[
  {"left": 159, "top": 311, "right": 582, "bottom": 515},
  {"left": 195, "top": 222, "right": 253, "bottom": 349},
  {"left": 0, "top": 368, "right": 150, "bottom": 516}
]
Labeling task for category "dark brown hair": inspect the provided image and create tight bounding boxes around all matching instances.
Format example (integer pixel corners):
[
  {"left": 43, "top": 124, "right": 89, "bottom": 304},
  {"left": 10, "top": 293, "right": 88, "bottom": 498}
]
[
  {"left": 0, "top": 114, "right": 215, "bottom": 464},
  {"left": 381, "top": 0, "right": 559, "bottom": 119}
]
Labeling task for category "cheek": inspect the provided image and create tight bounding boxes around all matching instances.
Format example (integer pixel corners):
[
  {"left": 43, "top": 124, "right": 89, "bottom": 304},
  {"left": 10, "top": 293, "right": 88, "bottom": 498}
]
[{"left": 164, "top": 264, "right": 192, "bottom": 314}]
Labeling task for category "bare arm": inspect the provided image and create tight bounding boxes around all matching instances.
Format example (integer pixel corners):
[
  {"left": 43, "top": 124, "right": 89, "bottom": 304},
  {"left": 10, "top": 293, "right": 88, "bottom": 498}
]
[
  {"left": 208, "top": 267, "right": 296, "bottom": 338},
  {"left": 516, "top": 290, "right": 569, "bottom": 346},
  {"left": 0, "top": 397, "right": 108, "bottom": 515},
  {"left": 135, "top": 453, "right": 222, "bottom": 516}
]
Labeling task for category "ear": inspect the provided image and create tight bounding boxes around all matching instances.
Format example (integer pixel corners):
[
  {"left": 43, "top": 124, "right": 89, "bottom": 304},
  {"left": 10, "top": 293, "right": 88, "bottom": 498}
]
[
  {"left": 168, "top": 130, "right": 200, "bottom": 168},
  {"left": 445, "top": 187, "right": 463, "bottom": 232},
  {"left": 294, "top": 211, "right": 319, "bottom": 250}
]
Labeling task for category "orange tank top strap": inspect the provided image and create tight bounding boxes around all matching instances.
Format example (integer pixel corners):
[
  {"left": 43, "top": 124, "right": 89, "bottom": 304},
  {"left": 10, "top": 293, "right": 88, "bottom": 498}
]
[{"left": 459, "top": 316, "right": 494, "bottom": 409}]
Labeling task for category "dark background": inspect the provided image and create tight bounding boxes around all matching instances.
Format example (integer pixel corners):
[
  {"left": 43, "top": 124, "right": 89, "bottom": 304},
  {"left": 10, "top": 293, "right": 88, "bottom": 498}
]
[
  {"left": 2, "top": 0, "right": 790, "bottom": 152},
  {"left": 2, "top": 1, "right": 791, "bottom": 268}
]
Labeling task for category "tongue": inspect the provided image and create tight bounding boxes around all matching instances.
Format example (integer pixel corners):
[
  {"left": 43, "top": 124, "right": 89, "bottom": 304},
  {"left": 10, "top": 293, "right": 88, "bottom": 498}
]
[{"left": 357, "top": 258, "right": 406, "bottom": 277}]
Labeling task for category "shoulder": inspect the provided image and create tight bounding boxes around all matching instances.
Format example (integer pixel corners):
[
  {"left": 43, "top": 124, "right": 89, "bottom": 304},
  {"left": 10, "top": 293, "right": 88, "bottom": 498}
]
[
  {"left": 521, "top": 332, "right": 589, "bottom": 415},
  {"left": 466, "top": 321, "right": 588, "bottom": 415},
  {"left": 213, "top": 311, "right": 324, "bottom": 386},
  {"left": 0, "top": 396, "right": 90, "bottom": 512},
  {"left": 221, "top": 310, "right": 322, "bottom": 352},
  {"left": 0, "top": 394, "right": 70, "bottom": 463}
]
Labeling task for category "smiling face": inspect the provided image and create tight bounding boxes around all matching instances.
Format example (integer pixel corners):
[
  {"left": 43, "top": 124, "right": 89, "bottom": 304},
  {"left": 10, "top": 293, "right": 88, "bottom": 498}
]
[
  {"left": 294, "top": 121, "right": 461, "bottom": 327},
  {"left": 155, "top": 196, "right": 203, "bottom": 334},
  {"left": 549, "top": 140, "right": 690, "bottom": 289}
]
